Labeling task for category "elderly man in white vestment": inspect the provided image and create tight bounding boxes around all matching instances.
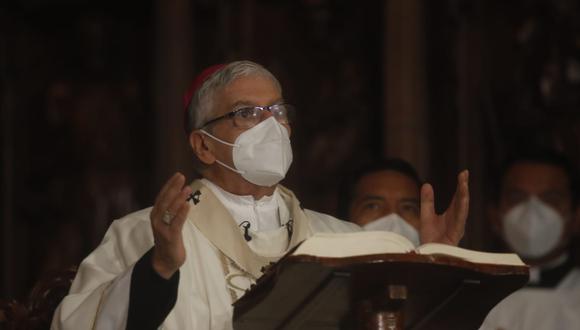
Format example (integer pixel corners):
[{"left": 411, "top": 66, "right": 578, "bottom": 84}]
[{"left": 51, "top": 60, "right": 470, "bottom": 330}]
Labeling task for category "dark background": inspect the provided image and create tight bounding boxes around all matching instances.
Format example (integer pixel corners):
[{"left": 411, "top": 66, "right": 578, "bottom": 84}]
[{"left": 2, "top": 0, "right": 580, "bottom": 301}]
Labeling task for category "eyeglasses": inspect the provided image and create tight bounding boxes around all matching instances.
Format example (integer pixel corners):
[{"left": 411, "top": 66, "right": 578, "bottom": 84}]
[{"left": 201, "top": 103, "right": 296, "bottom": 129}]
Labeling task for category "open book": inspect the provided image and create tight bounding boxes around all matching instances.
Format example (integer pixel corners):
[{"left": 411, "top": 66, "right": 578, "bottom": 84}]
[
  {"left": 292, "top": 231, "right": 525, "bottom": 267},
  {"left": 234, "top": 231, "right": 528, "bottom": 330}
]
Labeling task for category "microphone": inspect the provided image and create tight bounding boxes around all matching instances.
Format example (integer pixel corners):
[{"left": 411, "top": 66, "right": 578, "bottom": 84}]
[
  {"left": 285, "top": 219, "right": 294, "bottom": 239},
  {"left": 239, "top": 221, "right": 252, "bottom": 241}
]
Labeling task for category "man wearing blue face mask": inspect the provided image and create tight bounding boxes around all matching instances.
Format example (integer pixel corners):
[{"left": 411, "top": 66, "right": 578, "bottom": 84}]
[
  {"left": 52, "top": 61, "right": 470, "bottom": 330},
  {"left": 481, "top": 149, "right": 580, "bottom": 330}
]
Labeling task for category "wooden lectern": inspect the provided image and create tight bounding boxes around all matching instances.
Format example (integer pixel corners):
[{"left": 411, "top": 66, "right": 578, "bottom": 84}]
[{"left": 233, "top": 253, "right": 529, "bottom": 330}]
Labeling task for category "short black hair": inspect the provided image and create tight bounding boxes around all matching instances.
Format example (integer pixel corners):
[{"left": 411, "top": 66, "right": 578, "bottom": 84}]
[
  {"left": 337, "top": 158, "right": 422, "bottom": 220},
  {"left": 495, "top": 148, "right": 580, "bottom": 205}
]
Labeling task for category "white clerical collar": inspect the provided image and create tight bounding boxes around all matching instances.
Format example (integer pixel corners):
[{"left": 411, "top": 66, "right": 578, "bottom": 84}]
[
  {"left": 529, "top": 253, "right": 569, "bottom": 284},
  {"left": 201, "top": 178, "right": 288, "bottom": 231}
]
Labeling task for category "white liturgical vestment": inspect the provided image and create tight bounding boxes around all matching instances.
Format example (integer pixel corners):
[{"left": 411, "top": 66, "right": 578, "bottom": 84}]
[
  {"left": 51, "top": 180, "right": 359, "bottom": 330},
  {"left": 479, "top": 267, "right": 580, "bottom": 330}
]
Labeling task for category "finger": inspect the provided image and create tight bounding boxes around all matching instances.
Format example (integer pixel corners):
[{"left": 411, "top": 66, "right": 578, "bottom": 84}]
[
  {"left": 159, "top": 174, "right": 186, "bottom": 211},
  {"left": 448, "top": 169, "right": 468, "bottom": 209},
  {"left": 167, "top": 185, "right": 193, "bottom": 214},
  {"left": 163, "top": 186, "right": 193, "bottom": 225},
  {"left": 458, "top": 169, "right": 469, "bottom": 192},
  {"left": 420, "top": 183, "right": 436, "bottom": 222},
  {"left": 152, "top": 173, "right": 186, "bottom": 220},
  {"left": 453, "top": 170, "right": 469, "bottom": 208},
  {"left": 151, "top": 173, "right": 183, "bottom": 220},
  {"left": 455, "top": 170, "right": 470, "bottom": 224},
  {"left": 170, "top": 201, "right": 191, "bottom": 233},
  {"left": 155, "top": 173, "right": 183, "bottom": 205}
]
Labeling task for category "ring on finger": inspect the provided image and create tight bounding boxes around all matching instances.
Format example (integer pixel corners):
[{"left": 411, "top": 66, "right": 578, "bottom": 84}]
[{"left": 162, "top": 210, "right": 175, "bottom": 225}]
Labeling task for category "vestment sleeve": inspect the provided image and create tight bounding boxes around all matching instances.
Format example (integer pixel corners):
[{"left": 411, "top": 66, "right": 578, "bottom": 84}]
[
  {"left": 126, "top": 248, "right": 179, "bottom": 330},
  {"left": 50, "top": 211, "right": 158, "bottom": 330}
]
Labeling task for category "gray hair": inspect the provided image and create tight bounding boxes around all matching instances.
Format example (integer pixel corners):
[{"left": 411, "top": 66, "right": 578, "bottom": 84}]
[{"left": 185, "top": 60, "right": 282, "bottom": 133}]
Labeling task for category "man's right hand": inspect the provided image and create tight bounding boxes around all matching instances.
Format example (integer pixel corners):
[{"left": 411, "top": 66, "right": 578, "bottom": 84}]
[{"left": 150, "top": 173, "right": 192, "bottom": 279}]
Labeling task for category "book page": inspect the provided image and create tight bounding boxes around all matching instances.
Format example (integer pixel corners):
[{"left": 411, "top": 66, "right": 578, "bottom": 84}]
[
  {"left": 416, "top": 243, "right": 525, "bottom": 266},
  {"left": 292, "top": 231, "right": 415, "bottom": 258}
]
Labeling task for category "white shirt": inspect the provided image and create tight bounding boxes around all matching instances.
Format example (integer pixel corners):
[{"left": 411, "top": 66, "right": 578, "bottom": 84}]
[
  {"left": 201, "top": 178, "right": 289, "bottom": 231},
  {"left": 201, "top": 179, "right": 292, "bottom": 256}
]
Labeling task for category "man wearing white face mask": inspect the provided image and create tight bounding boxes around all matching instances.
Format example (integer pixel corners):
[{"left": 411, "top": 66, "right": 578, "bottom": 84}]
[
  {"left": 480, "top": 149, "right": 580, "bottom": 330},
  {"left": 52, "top": 61, "right": 470, "bottom": 330},
  {"left": 339, "top": 158, "right": 423, "bottom": 247}
]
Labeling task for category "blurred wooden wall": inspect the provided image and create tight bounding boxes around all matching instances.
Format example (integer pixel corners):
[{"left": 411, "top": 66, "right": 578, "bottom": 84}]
[{"left": 2, "top": 0, "right": 580, "bottom": 301}]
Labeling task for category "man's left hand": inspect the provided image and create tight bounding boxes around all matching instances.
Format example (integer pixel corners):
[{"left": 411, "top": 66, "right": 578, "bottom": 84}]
[{"left": 419, "top": 170, "right": 469, "bottom": 246}]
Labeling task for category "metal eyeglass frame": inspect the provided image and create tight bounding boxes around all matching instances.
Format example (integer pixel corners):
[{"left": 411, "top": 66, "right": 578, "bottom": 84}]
[{"left": 200, "top": 103, "right": 295, "bottom": 128}]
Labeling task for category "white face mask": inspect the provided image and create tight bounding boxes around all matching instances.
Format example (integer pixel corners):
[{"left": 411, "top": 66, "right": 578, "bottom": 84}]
[
  {"left": 201, "top": 117, "right": 293, "bottom": 187},
  {"left": 362, "top": 213, "right": 421, "bottom": 247},
  {"left": 501, "top": 196, "right": 564, "bottom": 259}
]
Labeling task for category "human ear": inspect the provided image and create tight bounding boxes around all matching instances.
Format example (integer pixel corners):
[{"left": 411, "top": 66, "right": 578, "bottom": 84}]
[{"left": 189, "top": 131, "right": 216, "bottom": 165}]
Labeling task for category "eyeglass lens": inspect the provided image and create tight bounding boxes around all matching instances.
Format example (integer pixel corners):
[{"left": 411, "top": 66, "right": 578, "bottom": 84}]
[{"left": 233, "top": 105, "right": 294, "bottom": 128}]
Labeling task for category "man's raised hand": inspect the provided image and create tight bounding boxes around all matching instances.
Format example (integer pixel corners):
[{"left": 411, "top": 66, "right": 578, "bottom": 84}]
[
  {"left": 150, "top": 173, "right": 192, "bottom": 279},
  {"left": 419, "top": 170, "right": 469, "bottom": 246}
]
